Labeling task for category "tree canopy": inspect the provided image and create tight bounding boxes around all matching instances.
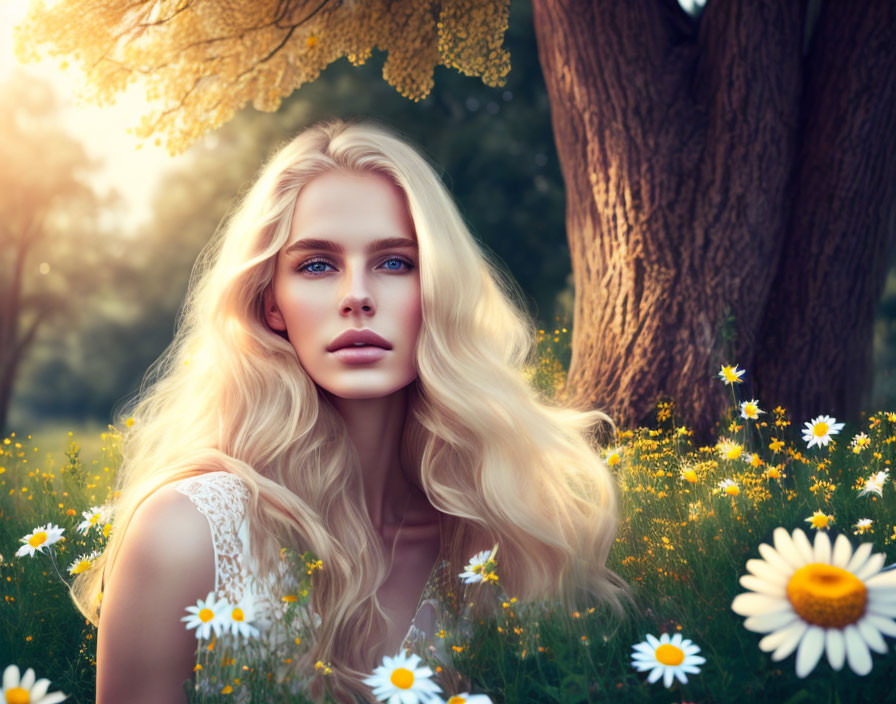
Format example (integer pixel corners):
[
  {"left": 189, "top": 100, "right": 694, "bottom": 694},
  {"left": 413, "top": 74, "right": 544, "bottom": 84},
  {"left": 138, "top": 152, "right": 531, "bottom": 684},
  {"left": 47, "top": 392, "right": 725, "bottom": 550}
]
[{"left": 16, "top": 0, "right": 512, "bottom": 154}]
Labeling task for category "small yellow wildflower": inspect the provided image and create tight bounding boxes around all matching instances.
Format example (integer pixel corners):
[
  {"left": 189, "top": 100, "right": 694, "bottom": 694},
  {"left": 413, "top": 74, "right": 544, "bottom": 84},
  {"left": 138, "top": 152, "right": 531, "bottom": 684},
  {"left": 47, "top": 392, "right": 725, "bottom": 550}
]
[
  {"left": 681, "top": 468, "right": 698, "bottom": 483},
  {"left": 716, "top": 439, "right": 743, "bottom": 460},
  {"left": 805, "top": 510, "right": 833, "bottom": 530}
]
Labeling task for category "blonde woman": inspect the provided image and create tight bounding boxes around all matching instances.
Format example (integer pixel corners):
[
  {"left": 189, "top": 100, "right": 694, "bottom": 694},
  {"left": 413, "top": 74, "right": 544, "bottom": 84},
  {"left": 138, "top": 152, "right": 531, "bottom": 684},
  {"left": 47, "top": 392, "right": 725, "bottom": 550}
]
[{"left": 77, "top": 118, "right": 633, "bottom": 703}]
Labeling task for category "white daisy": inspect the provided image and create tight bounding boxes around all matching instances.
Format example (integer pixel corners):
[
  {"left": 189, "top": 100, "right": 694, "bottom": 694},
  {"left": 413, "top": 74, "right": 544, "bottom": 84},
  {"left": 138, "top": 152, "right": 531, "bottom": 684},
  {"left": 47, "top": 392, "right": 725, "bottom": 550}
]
[
  {"left": 801, "top": 415, "right": 845, "bottom": 449},
  {"left": 717, "top": 478, "right": 740, "bottom": 497},
  {"left": 444, "top": 694, "right": 494, "bottom": 703},
  {"left": 739, "top": 400, "right": 765, "bottom": 420},
  {"left": 731, "top": 526, "right": 896, "bottom": 677},
  {"left": 67, "top": 550, "right": 101, "bottom": 575},
  {"left": 718, "top": 363, "right": 745, "bottom": 385},
  {"left": 76, "top": 505, "right": 111, "bottom": 535},
  {"left": 223, "top": 591, "right": 261, "bottom": 640},
  {"left": 850, "top": 432, "right": 871, "bottom": 452},
  {"left": 1, "top": 664, "right": 68, "bottom": 703},
  {"left": 854, "top": 519, "right": 873, "bottom": 536},
  {"left": 181, "top": 591, "right": 230, "bottom": 640},
  {"left": 458, "top": 544, "right": 499, "bottom": 584},
  {"left": 857, "top": 471, "right": 889, "bottom": 498},
  {"left": 630, "top": 632, "right": 706, "bottom": 688},
  {"left": 361, "top": 650, "right": 443, "bottom": 704},
  {"left": 15, "top": 524, "right": 65, "bottom": 558}
]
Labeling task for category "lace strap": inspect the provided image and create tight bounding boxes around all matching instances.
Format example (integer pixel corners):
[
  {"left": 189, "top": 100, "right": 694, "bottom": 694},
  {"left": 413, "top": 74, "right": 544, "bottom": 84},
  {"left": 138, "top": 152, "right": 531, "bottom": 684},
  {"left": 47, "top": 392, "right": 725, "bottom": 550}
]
[{"left": 174, "top": 471, "right": 251, "bottom": 602}]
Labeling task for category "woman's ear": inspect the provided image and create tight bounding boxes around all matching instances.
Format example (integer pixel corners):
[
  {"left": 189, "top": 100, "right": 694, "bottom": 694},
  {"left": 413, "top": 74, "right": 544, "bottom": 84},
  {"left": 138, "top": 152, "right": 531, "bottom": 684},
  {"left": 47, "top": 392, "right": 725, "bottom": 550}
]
[{"left": 263, "top": 286, "right": 287, "bottom": 331}]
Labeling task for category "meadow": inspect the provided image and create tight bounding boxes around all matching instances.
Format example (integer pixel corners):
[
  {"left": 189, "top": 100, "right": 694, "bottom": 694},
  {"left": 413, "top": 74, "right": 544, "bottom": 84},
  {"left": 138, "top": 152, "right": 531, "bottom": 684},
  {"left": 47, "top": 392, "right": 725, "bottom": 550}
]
[{"left": 3, "top": 326, "right": 896, "bottom": 703}]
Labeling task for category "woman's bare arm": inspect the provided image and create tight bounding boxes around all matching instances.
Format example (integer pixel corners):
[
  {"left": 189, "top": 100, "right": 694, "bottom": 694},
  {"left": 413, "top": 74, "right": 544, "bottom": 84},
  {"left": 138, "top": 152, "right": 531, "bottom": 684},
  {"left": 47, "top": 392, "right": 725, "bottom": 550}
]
[{"left": 96, "top": 485, "right": 216, "bottom": 704}]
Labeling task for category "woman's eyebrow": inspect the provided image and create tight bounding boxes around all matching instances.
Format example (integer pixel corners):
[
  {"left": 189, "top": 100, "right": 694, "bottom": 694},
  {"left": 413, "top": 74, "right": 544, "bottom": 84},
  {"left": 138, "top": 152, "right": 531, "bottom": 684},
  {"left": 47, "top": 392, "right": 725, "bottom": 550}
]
[{"left": 283, "top": 237, "right": 418, "bottom": 256}]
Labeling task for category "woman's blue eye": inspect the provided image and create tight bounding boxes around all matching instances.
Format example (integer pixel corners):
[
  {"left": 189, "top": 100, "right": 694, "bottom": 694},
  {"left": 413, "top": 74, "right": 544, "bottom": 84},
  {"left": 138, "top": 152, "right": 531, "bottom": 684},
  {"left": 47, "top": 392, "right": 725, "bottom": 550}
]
[{"left": 297, "top": 256, "right": 414, "bottom": 275}]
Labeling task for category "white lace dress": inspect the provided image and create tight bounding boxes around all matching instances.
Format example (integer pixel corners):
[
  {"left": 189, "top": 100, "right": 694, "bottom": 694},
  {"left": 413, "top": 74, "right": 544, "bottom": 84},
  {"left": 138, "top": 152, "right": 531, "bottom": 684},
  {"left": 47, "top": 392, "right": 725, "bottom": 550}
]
[{"left": 173, "top": 471, "right": 465, "bottom": 669}]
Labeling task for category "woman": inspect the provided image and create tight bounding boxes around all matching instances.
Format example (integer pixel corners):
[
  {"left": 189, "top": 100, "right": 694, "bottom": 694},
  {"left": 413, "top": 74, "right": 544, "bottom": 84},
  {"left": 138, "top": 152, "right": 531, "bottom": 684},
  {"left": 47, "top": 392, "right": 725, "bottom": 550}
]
[{"left": 75, "top": 118, "right": 633, "bottom": 703}]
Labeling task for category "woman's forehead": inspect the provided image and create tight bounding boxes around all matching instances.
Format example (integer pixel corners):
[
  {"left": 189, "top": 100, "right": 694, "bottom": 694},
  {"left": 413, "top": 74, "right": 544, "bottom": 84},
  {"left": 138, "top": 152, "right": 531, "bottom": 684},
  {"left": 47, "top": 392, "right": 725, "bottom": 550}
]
[{"left": 289, "top": 171, "right": 416, "bottom": 245}]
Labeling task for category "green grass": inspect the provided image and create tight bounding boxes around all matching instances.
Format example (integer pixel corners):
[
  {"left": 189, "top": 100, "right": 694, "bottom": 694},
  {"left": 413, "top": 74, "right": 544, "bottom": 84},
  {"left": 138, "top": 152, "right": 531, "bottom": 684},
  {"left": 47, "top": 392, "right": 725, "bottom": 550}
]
[{"left": 5, "top": 350, "right": 896, "bottom": 702}]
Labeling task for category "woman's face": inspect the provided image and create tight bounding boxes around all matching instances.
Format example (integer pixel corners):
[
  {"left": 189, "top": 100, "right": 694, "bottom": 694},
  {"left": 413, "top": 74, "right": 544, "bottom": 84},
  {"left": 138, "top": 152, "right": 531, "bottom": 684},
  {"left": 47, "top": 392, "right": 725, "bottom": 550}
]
[{"left": 265, "top": 170, "right": 422, "bottom": 399}]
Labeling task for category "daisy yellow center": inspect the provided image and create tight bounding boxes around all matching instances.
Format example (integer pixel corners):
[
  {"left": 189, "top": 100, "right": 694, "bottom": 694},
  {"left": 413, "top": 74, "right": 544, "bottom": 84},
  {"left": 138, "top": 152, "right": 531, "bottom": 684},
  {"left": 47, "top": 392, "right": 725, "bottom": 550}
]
[
  {"left": 814, "top": 423, "right": 828, "bottom": 437},
  {"left": 447, "top": 698, "right": 467, "bottom": 704},
  {"left": 654, "top": 643, "right": 685, "bottom": 666},
  {"left": 390, "top": 667, "right": 414, "bottom": 689},
  {"left": 199, "top": 608, "right": 215, "bottom": 622},
  {"left": 745, "top": 404, "right": 756, "bottom": 416},
  {"left": 725, "top": 485, "right": 739, "bottom": 496},
  {"left": 683, "top": 469, "right": 697, "bottom": 483},
  {"left": 724, "top": 368, "right": 738, "bottom": 381},
  {"left": 232, "top": 608, "right": 244, "bottom": 622},
  {"left": 71, "top": 560, "right": 91, "bottom": 574},
  {"left": 811, "top": 515, "right": 830, "bottom": 528},
  {"left": 28, "top": 532, "right": 47, "bottom": 548},
  {"left": 5, "top": 687, "right": 30, "bottom": 704},
  {"left": 786, "top": 563, "right": 867, "bottom": 628}
]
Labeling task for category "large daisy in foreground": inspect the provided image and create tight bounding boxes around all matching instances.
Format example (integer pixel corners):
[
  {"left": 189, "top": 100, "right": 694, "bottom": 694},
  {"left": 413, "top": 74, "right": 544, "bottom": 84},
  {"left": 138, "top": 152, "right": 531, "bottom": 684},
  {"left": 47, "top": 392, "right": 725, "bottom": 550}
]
[
  {"left": 731, "top": 527, "right": 896, "bottom": 677},
  {"left": 1, "top": 664, "right": 68, "bottom": 703},
  {"left": 361, "top": 650, "right": 443, "bottom": 704},
  {"left": 630, "top": 632, "right": 706, "bottom": 687}
]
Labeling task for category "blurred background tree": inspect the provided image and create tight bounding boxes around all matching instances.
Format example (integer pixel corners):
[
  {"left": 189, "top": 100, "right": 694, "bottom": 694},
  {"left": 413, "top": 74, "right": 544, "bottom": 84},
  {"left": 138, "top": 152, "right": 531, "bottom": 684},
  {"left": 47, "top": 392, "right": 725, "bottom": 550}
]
[{"left": 0, "top": 70, "right": 126, "bottom": 433}]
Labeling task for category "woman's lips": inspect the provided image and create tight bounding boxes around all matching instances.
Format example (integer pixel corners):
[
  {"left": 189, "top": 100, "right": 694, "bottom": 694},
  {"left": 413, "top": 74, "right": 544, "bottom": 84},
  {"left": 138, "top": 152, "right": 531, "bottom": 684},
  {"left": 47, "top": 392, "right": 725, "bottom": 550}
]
[{"left": 330, "top": 346, "right": 389, "bottom": 364}]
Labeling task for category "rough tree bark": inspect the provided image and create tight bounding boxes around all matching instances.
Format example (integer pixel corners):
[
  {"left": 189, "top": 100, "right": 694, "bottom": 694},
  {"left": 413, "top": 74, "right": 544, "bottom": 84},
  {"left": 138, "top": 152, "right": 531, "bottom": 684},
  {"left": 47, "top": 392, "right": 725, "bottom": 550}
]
[{"left": 531, "top": 0, "right": 896, "bottom": 447}]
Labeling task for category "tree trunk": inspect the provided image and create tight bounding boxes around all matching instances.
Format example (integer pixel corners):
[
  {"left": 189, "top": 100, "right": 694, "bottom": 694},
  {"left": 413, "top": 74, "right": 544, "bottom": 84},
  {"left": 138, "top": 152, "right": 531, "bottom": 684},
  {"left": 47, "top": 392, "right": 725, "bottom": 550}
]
[{"left": 531, "top": 0, "right": 896, "bottom": 447}]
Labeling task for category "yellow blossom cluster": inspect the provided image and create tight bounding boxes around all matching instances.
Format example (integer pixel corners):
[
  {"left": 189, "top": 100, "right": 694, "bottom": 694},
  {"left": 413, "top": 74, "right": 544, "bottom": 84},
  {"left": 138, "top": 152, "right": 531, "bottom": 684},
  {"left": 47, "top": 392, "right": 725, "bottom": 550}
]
[{"left": 14, "top": 0, "right": 511, "bottom": 154}]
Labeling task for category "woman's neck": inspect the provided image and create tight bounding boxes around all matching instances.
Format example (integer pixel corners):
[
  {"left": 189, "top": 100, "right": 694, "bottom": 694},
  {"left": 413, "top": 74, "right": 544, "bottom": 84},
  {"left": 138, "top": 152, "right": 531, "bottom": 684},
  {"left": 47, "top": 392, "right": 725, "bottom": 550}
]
[{"left": 324, "top": 383, "right": 421, "bottom": 534}]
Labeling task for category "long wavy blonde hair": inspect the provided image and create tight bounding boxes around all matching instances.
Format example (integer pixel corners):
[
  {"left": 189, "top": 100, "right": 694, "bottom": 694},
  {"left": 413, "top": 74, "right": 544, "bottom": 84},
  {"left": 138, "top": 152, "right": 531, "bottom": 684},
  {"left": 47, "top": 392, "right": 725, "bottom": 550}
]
[{"left": 71, "top": 117, "right": 633, "bottom": 702}]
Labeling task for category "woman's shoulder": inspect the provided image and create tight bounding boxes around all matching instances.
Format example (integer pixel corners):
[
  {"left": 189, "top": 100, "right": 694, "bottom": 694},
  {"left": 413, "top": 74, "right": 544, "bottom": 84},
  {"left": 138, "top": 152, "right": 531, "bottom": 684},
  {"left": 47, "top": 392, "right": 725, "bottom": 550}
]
[{"left": 103, "top": 482, "right": 217, "bottom": 594}]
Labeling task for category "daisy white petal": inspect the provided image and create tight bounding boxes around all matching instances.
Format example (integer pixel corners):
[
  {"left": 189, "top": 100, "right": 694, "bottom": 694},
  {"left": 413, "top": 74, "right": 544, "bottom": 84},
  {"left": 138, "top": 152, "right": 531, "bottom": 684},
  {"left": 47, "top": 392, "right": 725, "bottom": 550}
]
[
  {"left": 731, "top": 592, "right": 790, "bottom": 617},
  {"left": 791, "top": 529, "right": 815, "bottom": 564},
  {"left": 746, "top": 558, "right": 789, "bottom": 584},
  {"left": 846, "top": 543, "right": 874, "bottom": 574},
  {"left": 824, "top": 628, "right": 845, "bottom": 670},
  {"left": 865, "top": 614, "right": 896, "bottom": 638},
  {"left": 831, "top": 534, "right": 853, "bottom": 569},
  {"left": 865, "top": 568, "right": 896, "bottom": 590},
  {"left": 867, "top": 601, "right": 896, "bottom": 618},
  {"left": 743, "top": 610, "right": 798, "bottom": 634},
  {"left": 759, "top": 543, "right": 799, "bottom": 576},
  {"left": 794, "top": 625, "right": 825, "bottom": 678},
  {"left": 856, "top": 619, "right": 888, "bottom": 654},
  {"left": 855, "top": 553, "right": 886, "bottom": 582},
  {"left": 843, "top": 625, "right": 872, "bottom": 676},
  {"left": 739, "top": 574, "right": 786, "bottom": 598},
  {"left": 813, "top": 530, "right": 832, "bottom": 563},
  {"left": 759, "top": 623, "right": 801, "bottom": 653}
]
